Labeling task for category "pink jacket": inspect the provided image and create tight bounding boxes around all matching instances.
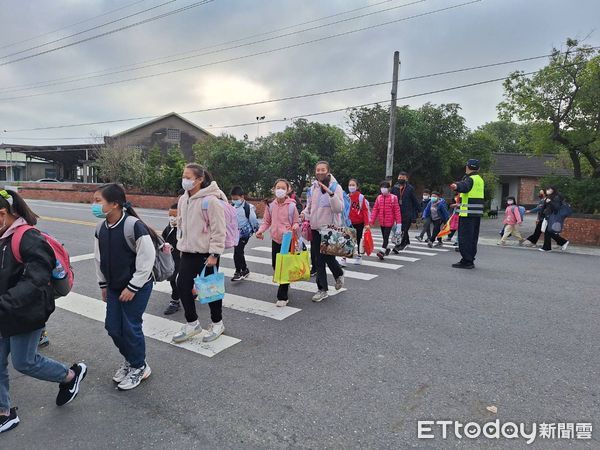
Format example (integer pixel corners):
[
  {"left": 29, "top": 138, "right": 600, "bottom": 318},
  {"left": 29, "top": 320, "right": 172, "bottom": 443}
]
[
  {"left": 503, "top": 205, "right": 522, "bottom": 225},
  {"left": 301, "top": 175, "right": 344, "bottom": 230},
  {"left": 370, "top": 194, "right": 401, "bottom": 227},
  {"left": 258, "top": 198, "right": 299, "bottom": 244}
]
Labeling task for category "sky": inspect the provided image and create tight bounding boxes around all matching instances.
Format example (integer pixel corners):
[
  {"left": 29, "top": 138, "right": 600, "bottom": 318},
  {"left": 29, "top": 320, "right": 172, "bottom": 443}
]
[{"left": 0, "top": 0, "right": 599, "bottom": 146}]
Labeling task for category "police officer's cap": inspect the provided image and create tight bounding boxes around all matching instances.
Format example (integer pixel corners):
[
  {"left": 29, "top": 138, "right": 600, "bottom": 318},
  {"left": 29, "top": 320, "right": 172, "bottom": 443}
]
[{"left": 466, "top": 159, "right": 480, "bottom": 170}]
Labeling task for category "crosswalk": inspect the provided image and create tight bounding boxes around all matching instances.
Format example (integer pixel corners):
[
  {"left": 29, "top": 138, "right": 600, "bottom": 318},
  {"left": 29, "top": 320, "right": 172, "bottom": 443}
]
[{"left": 61, "top": 229, "right": 451, "bottom": 358}]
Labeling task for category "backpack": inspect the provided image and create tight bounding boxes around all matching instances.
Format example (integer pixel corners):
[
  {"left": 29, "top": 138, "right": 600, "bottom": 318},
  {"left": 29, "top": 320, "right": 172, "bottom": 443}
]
[
  {"left": 558, "top": 201, "right": 573, "bottom": 219},
  {"left": 239, "top": 202, "right": 259, "bottom": 239},
  {"left": 96, "top": 217, "right": 175, "bottom": 283},
  {"left": 201, "top": 196, "right": 240, "bottom": 249},
  {"left": 11, "top": 225, "right": 74, "bottom": 298},
  {"left": 329, "top": 182, "right": 353, "bottom": 227},
  {"left": 512, "top": 205, "right": 526, "bottom": 222},
  {"left": 268, "top": 201, "right": 297, "bottom": 226}
]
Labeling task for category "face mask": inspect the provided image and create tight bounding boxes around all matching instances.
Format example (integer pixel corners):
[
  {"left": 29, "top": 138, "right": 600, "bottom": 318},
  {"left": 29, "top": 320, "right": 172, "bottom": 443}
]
[
  {"left": 546, "top": 189, "right": 553, "bottom": 195},
  {"left": 232, "top": 199, "right": 243, "bottom": 207},
  {"left": 275, "top": 189, "right": 287, "bottom": 199},
  {"left": 316, "top": 173, "right": 328, "bottom": 182},
  {"left": 181, "top": 178, "right": 197, "bottom": 191},
  {"left": 507, "top": 200, "right": 514, "bottom": 205},
  {"left": 348, "top": 186, "right": 357, "bottom": 193},
  {"left": 431, "top": 196, "right": 438, "bottom": 202},
  {"left": 422, "top": 195, "right": 430, "bottom": 200},
  {"left": 398, "top": 179, "right": 406, "bottom": 185},
  {"left": 380, "top": 188, "right": 389, "bottom": 195},
  {"left": 91, "top": 203, "right": 107, "bottom": 219},
  {"left": 169, "top": 216, "right": 178, "bottom": 226}
]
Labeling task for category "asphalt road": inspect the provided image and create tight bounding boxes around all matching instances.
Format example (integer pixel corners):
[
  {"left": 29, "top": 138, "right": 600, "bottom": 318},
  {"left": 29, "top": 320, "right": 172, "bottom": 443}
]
[{"left": 2, "top": 199, "right": 599, "bottom": 449}]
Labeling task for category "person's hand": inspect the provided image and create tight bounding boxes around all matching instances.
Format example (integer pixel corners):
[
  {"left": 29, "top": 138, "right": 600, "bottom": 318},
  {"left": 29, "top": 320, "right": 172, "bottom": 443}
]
[
  {"left": 318, "top": 182, "right": 332, "bottom": 195},
  {"left": 101, "top": 288, "right": 107, "bottom": 302},
  {"left": 119, "top": 288, "right": 135, "bottom": 302},
  {"left": 545, "top": 198, "right": 551, "bottom": 203},
  {"left": 206, "top": 255, "right": 218, "bottom": 267},
  {"left": 450, "top": 183, "right": 457, "bottom": 191},
  {"left": 525, "top": 210, "right": 531, "bottom": 214},
  {"left": 256, "top": 231, "right": 264, "bottom": 240},
  {"left": 300, "top": 213, "right": 305, "bottom": 221},
  {"left": 292, "top": 223, "right": 299, "bottom": 231},
  {"left": 365, "top": 224, "right": 371, "bottom": 230}
]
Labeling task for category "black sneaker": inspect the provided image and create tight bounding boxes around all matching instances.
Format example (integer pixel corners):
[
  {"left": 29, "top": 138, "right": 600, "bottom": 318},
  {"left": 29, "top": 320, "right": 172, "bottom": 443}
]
[
  {"left": 415, "top": 235, "right": 423, "bottom": 242},
  {"left": 163, "top": 301, "right": 180, "bottom": 315},
  {"left": 239, "top": 269, "right": 250, "bottom": 280},
  {"left": 56, "top": 363, "right": 87, "bottom": 406},
  {"left": 231, "top": 271, "right": 243, "bottom": 282},
  {"left": 452, "top": 262, "right": 474, "bottom": 269},
  {"left": 310, "top": 269, "right": 317, "bottom": 277},
  {"left": 0, "top": 407, "right": 19, "bottom": 434},
  {"left": 385, "top": 248, "right": 391, "bottom": 256}
]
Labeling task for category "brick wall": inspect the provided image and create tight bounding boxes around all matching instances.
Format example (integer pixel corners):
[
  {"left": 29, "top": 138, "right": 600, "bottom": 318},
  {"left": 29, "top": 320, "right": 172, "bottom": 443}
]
[
  {"left": 518, "top": 177, "right": 540, "bottom": 207},
  {"left": 562, "top": 216, "right": 600, "bottom": 246}
]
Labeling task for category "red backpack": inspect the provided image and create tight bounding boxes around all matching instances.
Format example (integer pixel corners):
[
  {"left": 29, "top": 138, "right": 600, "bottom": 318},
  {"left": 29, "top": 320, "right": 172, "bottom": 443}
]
[{"left": 11, "top": 225, "right": 74, "bottom": 298}]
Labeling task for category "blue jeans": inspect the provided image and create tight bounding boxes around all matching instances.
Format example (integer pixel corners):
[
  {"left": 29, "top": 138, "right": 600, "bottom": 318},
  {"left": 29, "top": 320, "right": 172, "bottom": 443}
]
[
  {"left": 0, "top": 328, "right": 69, "bottom": 414},
  {"left": 105, "top": 281, "right": 152, "bottom": 369}
]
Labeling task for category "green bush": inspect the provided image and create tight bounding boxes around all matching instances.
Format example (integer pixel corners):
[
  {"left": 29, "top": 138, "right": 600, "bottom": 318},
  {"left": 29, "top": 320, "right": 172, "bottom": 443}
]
[{"left": 540, "top": 176, "right": 600, "bottom": 214}]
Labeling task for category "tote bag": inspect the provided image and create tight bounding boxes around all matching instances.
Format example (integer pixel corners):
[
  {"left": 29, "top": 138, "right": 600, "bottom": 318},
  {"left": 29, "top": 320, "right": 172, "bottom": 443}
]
[{"left": 194, "top": 266, "right": 225, "bottom": 304}]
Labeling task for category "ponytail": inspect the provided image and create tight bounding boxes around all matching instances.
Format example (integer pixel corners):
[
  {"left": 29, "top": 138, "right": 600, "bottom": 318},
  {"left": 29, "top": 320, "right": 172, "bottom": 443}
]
[
  {"left": 0, "top": 189, "right": 38, "bottom": 225},
  {"left": 185, "top": 163, "right": 214, "bottom": 189}
]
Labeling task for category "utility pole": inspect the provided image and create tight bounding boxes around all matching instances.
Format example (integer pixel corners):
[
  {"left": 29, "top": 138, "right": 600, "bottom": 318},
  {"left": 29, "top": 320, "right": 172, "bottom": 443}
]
[{"left": 385, "top": 51, "right": 400, "bottom": 181}]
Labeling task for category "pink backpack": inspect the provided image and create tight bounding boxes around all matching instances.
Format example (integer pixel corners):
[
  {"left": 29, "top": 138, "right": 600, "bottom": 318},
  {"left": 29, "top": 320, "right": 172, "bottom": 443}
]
[
  {"left": 201, "top": 197, "right": 240, "bottom": 249},
  {"left": 11, "top": 225, "right": 74, "bottom": 298}
]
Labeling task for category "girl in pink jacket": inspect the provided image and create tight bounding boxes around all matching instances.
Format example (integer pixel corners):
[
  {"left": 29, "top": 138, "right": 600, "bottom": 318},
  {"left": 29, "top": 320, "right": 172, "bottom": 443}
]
[
  {"left": 498, "top": 196, "right": 525, "bottom": 246},
  {"left": 257, "top": 179, "right": 299, "bottom": 307},
  {"left": 369, "top": 181, "right": 402, "bottom": 260}
]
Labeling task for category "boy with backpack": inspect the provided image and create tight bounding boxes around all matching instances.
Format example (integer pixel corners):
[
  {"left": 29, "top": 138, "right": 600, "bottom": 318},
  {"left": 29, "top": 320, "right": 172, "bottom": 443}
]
[
  {"left": 163, "top": 203, "right": 182, "bottom": 315},
  {"left": 230, "top": 186, "right": 259, "bottom": 281},
  {"left": 498, "top": 196, "right": 526, "bottom": 246}
]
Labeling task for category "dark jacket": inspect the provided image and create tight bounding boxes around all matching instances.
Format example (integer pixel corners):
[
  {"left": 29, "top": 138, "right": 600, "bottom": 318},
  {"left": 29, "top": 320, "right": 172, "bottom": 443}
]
[
  {"left": 0, "top": 228, "right": 55, "bottom": 337},
  {"left": 542, "top": 193, "right": 564, "bottom": 218},
  {"left": 162, "top": 224, "right": 180, "bottom": 270},
  {"left": 390, "top": 183, "right": 420, "bottom": 221},
  {"left": 454, "top": 174, "right": 474, "bottom": 193}
]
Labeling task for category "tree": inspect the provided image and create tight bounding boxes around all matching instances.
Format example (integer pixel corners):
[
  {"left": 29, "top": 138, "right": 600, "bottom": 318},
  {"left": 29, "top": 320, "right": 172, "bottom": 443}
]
[
  {"left": 96, "top": 140, "right": 145, "bottom": 188},
  {"left": 499, "top": 39, "right": 600, "bottom": 178},
  {"left": 141, "top": 145, "right": 186, "bottom": 194}
]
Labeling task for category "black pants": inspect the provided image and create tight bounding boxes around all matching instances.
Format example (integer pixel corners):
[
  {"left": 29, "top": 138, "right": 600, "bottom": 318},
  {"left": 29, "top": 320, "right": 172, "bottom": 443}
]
[
  {"left": 353, "top": 223, "right": 365, "bottom": 255},
  {"left": 380, "top": 226, "right": 392, "bottom": 251},
  {"left": 431, "top": 219, "right": 443, "bottom": 243},
  {"left": 271, "top": 241, "right": 290, "bottom": 300},
  {"left": 233, "top": 236, "right": 249, "bottom": 272},
  {"left": 457, "top": 216, "right": 481, "bottom": 265},
  {"left": 526, "top": 220, "right": 543, "bottom": 244},
  {"left": 169, "top": 256, "right": 180, "bottom": 301},
  {"left": 312, "top": 229, "right": 344, "bottom": 291},
  {"left": 398, "top": 216, "right": 413, "bottom": 248},
  {"left": 542, "top": 231, "right": 567, "bottom": 251},
  {"left": 418, "top": 216, "right": 432, "bottom": 240},
  {"left": 177, "top": 252, "right": 222, "bottom": 324},
  {"left": 447, "top": 229, "right": 456, "bottom": 240}
]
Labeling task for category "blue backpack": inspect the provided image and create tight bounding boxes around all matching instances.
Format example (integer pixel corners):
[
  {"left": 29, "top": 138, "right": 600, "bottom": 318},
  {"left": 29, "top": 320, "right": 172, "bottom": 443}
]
[{"left": 329, "top": 182, "right": 353, "bottom": 227}]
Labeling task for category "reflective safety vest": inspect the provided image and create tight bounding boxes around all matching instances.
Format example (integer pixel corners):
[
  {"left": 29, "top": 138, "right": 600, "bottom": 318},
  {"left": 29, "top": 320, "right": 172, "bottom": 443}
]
[{"left": 459, "top": 174, "right": 484, "bottom": 217}]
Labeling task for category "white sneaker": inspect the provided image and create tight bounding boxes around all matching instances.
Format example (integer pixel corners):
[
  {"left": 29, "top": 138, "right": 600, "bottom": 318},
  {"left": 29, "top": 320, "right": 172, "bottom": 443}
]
[
  {"left": 112, "top": 361, "right": 131, "bottom": 383},
  {"left": 117, "top": 363, "right": 151, "bottom": 391},
  {"left": 335, "top": 275, "right": 344, "bottom": 291},
  {"left": 354, "top": 255, "right": 362, "bottom": 265},
  {"left": 275, "top": 300, "right": 289, "bottom": 307},
  {"left": 338, "top": 257, "right": 347, "bottom": 267},
  {"left": 561, "top": 241, "right": 570, "bottom": 252},
  {"left": 312, "top": 290, "right": 329, "bottom": 302},
  {"left": 202, "top": 321, "right": 225, "bottom": 342},
  {"left": 172, "top": 322, "right": 203, "bottom": 344}
]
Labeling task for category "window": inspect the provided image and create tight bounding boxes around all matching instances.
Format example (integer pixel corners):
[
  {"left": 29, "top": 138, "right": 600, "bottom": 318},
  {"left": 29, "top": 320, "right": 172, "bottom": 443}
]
[
  {"left": 45, "top": 168, "right": 57, "bottom": 179},
  {"left": 166, "top": 128, "right": 181, "bottom": 142}
]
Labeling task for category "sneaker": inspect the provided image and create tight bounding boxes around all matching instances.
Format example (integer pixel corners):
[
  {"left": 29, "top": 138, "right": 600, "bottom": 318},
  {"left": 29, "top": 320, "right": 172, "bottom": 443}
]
[
  {"left": 239, "top": 268, "right": 250, "bottom": 280},
  {"left": 231, "top": 271, "right": 243, "bottom": 282},
  {"left": 310, "top": 269, "right": 317, "bottom": 277},
  {"left": 38, "top": 330, "right": 49, "bottom": 348},
  {"left": 0, "top": 407, "right": 19, "bottom": 434},
  {"left": 312, "top": 290, "right": 329, "bottom": 302},
  {"left": 385, "top": 248, "right": 391, "bottom": 256},
  {"left": 427, "top": 240, "right": 433, "bottom": 248},
  {"left": 539, "top": 248, "right": 551, "bottom": 252},
  {"left": 523, "top": 240, "right": 534, "bottom": 247},
  {"left": 275, "top": 300, "right": 289, "bottom": 307},
  {"left": 56, "top": 363, "right": 87, "bottom": 406},
  {"left": 444, "top": 237, "right": 452, "bottom": 242},
  {"left": 163, "top": 301, "right": 180, "bottom": 315},
  {"left": 202, "top": 321, "right": 225, "bottom": 343},
  {"left": 338, "top": 257, "right": 347, "bottom": 267},
  {"left": 117, "top": 363, "right": 151, "bottom": 391},
  {"left": 434, "top": 241, "right": 443, "bottom": 248},
  {"left": 376, "top": 251, "right": 384, "bottom": 260},
  {"left": 354, "top": 255, "right": 362, "bottom": 265},
  {"left": 335, "top": 275, "right": 344, "bottom": 291},
  {"left": 397, "top": 244, "right": 407, "bottom": 251},
  {"left": 392, "top": 248, "right": 399, "bottom": 255},
  {"left": 451, "top": 262, "right": 474, "bottom": 269},
  {"left": 497, "top": 241, "right": 506, "bottom": 246},
  {"left": 415, "top": 235, "right": 423, "bottom": 242},
  {"left": 172, "top": 322, "right": 203, "bottom": 344},
  {"left": 518, "top": 239, "right": 526, "bottom": 246},
  {"left": 112, "top": 361, "right": 131, "bottom": 383},
  {"left": 561, "top": 241, "right": 570, "bottom": 252}
]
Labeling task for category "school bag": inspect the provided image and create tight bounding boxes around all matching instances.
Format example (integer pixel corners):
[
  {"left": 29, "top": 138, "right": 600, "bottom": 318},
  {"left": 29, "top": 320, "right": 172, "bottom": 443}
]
[
  {"left": 201, "top": 196, "right": 240, "bottom": 248},
  {"left": 328, "top": 182, "right": 360, "bottom": 227},
  {"left": 239, "top": 202, "right": 259, "bottom": 239},
  {"left": 11, "top": 225, "right": 74, "bottom": 298},
  {"left": 268, "top": 201, "right": 297, "bottom": 226},
  {"left": 511, "top": 205, "right": 526, "bottom": 222}
]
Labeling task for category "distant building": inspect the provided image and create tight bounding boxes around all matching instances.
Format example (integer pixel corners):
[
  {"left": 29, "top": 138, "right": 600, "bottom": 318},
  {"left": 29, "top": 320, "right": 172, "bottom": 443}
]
[
  {"left": 0, "top": 147, "right": 66, "bottom": 181},
  {"left": 490, "top": 152, "right": 571, "bottom": 209}
]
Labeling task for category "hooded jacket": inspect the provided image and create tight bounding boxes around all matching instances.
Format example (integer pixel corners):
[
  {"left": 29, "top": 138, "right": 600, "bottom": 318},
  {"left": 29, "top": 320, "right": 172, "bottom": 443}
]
[
  {"left": 258, "top": 197, "right": 299, "bottom": 244},
  {"left": 177, "top": 181, "right": 227, "bottom": 255},
  {"left": 302, "top": 175, "right": 344, "bottom": 230},
  {"left": 370, "top": 194, "right": 402, "bottom": 227}
]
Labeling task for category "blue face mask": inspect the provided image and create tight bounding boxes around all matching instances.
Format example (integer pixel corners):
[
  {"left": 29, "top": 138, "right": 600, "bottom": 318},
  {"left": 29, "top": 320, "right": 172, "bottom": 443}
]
[
  {"left": 232, "top": 199, "right": 243, "bottom": 207},
  {"left": 91, "top": 203, "right": 107, "bottom": 218},
  {"left": 431, "top": 196, "right": 438, "bottom": 202}
]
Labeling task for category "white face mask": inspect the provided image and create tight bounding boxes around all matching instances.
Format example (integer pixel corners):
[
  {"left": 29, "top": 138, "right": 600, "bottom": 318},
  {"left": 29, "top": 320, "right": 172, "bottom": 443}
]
[
  {"left": 181, "top": 178, "right": 197, "bottom": 191},
  {"left": 507, "top": 200, "right": 514, "bottom": 205},
  {"left": 380, "top": 188, "right": 389, "bottom": 195},
  {"left": 275, "top": 188, "right": 287, "bottom": 199},
  {"left": 169, "top": 216, "right": 177, "bottom": 226},
  {"left": 423, "top": 195, "right": 430, "bottom": 200},
  {"left": 546, "top": 189, "right": 553, "bottom": 195},
  {"left": 348, "top": 186, "right": 357, "bottom": 193}
]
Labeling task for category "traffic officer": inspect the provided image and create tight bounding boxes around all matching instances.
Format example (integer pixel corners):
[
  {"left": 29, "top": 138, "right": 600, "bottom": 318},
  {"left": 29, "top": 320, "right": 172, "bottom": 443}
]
[{"left": 450, "top": 159, "right": 484, "bottom": 269}]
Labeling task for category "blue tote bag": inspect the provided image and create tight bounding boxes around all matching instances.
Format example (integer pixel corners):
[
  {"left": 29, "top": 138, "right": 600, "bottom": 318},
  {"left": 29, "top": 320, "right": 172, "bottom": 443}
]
[{"left": 193, "top": 266, "right": 225, "bottom": 304}]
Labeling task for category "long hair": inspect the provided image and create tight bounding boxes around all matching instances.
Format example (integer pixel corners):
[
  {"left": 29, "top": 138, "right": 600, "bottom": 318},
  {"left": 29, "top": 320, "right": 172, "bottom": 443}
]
[
  {"left": 96, "top": 184, "right": 160, "bottom": 242},
  {"left": 185, "top": 163, "right": 214, "bottom": 189},
  {"left": 0, "top": 189, "right": 38, "bottom": 226}
]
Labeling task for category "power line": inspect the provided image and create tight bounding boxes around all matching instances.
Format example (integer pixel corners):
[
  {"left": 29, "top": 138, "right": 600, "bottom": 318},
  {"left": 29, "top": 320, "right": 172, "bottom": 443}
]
[
  {"left": 0, "top": 0, "right": 176, "bottom": 60},
  {"left": 0, "top": 0, "right": 482, "bottom": 100},
  {"left": 0, "top": 0, "right": 427, "bottom": 94},
  {"left": 3, "top": 49, "right": 589, "bottom": 133},
  {"left": 0, "top": 0, "right": 414, "bottom": 93},
  {"left": 0, "top": 0, "right": 149, "bottom": 51},
  {"left": 0, "top": 0, "right": 215, "bottom": 67}
]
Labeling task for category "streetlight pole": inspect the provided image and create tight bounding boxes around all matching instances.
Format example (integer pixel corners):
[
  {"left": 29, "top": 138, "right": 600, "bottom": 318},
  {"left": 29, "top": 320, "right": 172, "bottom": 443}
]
[
  {"left": 385, "top": 51, "right": 400, "bottom": 181},
  {"left": 256, "top": 116, "right": 265, "bottom": 139}
]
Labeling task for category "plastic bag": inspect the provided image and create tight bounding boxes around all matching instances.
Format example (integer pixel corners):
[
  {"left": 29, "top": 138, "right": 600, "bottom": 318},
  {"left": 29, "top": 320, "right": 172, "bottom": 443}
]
[
  {"left": 194, "top": 266, "right": 225, "bottom": 304},
  {"left": 301, "top": 220, "right": 312, "bottom": 241},
  {"left": 363, "top": 229, "right": 374, "bottom": 256}
]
